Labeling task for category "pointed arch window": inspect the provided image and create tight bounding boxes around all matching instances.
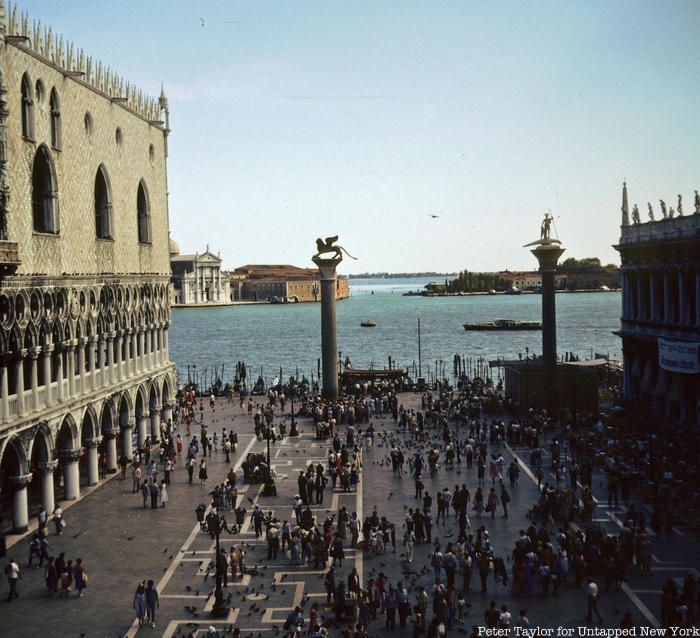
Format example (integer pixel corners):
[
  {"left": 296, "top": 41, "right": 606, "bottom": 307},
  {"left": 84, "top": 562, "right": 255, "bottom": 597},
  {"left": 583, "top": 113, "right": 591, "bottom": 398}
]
[
  {"left": 21, "top": 72, "right": 35, "bottom": 140},
  {"left": 32, "top": 145, "right": 59, "bottom": 234},
  {"left": 95, "top": 165, "right": 113, "bottom": 239},
  {"left": 50, "top": 87, "right": 61, "bottom": 150},
  {"left": 137, "top": 180, "right": 151, "bottom": 244}
]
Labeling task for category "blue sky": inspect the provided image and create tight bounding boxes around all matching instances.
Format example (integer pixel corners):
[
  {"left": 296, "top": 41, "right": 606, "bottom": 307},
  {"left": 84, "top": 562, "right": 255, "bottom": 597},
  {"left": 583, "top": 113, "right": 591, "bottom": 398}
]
[{"left": 17, "top": 0, "right": 700, "bottom": 273}]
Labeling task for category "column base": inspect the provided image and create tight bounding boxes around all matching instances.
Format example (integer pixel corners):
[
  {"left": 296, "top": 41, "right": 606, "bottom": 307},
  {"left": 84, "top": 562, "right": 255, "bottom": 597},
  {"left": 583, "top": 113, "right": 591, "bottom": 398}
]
[
  {"left": 12, "top": 524, "right": 28, "bottom": 533},
  {"left": 106, "top": 468, "right": 117, "bottom": 475}
]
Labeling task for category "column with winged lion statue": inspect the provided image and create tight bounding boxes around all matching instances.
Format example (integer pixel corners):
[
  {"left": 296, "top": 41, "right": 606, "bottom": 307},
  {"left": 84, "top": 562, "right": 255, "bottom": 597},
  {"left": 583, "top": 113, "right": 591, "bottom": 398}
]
[{"left": 312, "top": 236, "right": 356, "bottom": 399}]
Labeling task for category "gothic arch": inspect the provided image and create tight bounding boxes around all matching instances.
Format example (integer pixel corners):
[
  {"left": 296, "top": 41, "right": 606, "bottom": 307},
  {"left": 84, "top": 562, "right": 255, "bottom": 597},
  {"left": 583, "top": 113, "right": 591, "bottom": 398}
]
[
  {"left": 94, "top": 165, "right": 113, "bottom": 240},
  {"left": 80, "top": 404, "right": 99, "bottom": 442},
  {"left": 148, "top": 379, "right": 161, "bottom": 408},
  {"left": 99, "top": 398, "right": 116, "bottom": 434},
  {"left": 50, "top": 86, "right": 61, "bottom": 149},
  {"left": 21, "top": 71, "right": 35, "bottom": 139},
  {"left": 137, "top": 179, "right": 151, "bottom": 243},
  {"left": 23, "top": 323, "right": 37, "bottom": 349},
  {"left": 118, "top": 391, "right": 133, "bottom": 427},
  {"left": 32, "top": 144, "right": 59, "bottom": 234},
  {"left": 0, "top": 434, "right": 30, "bottom": 477},
  {"left": 161, "top": 374, "right": 173, "bottom": 406},
  {"left": 27, "top": 422, "right": 54, "bottom": 464},
  {"left": 56, "top": 413, "right": 80, "bottom": 452}
]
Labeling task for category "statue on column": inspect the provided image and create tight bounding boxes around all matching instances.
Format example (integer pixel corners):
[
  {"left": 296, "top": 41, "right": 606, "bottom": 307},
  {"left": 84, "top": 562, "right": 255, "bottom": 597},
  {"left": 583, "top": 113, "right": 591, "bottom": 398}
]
[
  {"left": 313, "top": 235, "right": 357, "bottom": 261},
  {"left": 695, "top": 190, "right": 700, "bottom": 214},
  {"left": 631, "top": 204, "right": 640, "bottom": 224},
  {"left": 669, "top": 207, "right": 675, "bottom": 219},
  {"left": 647, "top": 202, "right": 654, "bottom": 221},
  {"left": 540, "top": 213, "right": 553, "bottom": 240},
  {"left": 677, "top": 194, "right": 683, "bottom": 216},
  {"left": 524, "top": 213, "right": 561, "bottom": 247},
  {"left": 659, "top": 199, "right": 667, "bottom": 218}
]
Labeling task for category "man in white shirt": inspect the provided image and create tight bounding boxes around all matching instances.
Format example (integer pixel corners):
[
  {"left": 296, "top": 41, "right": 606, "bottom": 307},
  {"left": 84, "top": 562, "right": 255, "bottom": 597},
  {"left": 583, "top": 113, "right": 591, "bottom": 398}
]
[
  {"left": 4, "top": 558, "right": 20, "bottom": 601},
  {"left": 586, "top": 579, "right": 602, "bottom": 623}
]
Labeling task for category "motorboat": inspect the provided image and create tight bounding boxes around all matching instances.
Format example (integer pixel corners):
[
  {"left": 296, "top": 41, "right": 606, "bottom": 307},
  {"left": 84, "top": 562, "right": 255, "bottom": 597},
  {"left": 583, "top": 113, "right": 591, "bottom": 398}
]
[{"left": 360, "top": 320, "right": 377, "bottom": 327}]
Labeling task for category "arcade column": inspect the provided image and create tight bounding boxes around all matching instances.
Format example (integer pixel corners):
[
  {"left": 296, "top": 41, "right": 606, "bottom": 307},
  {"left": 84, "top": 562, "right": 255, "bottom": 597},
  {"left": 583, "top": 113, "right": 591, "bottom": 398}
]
[
  {"left": 10, "top": 473, "right": 33, "bottom": 532},
  {"left": 61, "top": 449, "right": 82, "bottom": 500},
  {"left": 103, "top": 429, "right": 118, "bottom": 474},
  {"left": 39, "top": 460, "right": 58, "bottom": 514},
  {"left": 85, "top": 438, "right": 101, "bottom": 486}
]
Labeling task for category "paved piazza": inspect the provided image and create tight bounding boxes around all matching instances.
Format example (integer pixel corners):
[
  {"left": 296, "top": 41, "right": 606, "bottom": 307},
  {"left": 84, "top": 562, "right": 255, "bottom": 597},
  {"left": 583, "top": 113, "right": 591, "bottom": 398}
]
[{"left": 1, "top": 394, "right": 698, "bottom": 637}]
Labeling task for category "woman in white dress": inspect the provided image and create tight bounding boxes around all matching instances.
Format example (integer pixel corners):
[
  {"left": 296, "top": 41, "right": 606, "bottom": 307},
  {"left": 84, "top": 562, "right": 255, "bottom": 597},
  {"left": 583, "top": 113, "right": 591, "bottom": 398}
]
[{"left": 158, "top": 479, "right": 169, "bottom": 508}]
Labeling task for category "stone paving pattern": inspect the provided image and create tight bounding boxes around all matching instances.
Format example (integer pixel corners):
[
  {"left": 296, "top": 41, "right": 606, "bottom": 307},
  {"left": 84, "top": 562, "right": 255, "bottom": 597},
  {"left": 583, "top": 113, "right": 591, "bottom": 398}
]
[{"left": 1, "top": 394, "right": 698, "bottom": 637}]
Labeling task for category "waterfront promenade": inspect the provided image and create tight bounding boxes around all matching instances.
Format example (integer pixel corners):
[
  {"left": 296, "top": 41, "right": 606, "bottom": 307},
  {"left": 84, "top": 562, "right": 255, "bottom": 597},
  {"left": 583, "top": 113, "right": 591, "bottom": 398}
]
[{"left": 1, "top": 394, "right": 696, "bottom": 637}]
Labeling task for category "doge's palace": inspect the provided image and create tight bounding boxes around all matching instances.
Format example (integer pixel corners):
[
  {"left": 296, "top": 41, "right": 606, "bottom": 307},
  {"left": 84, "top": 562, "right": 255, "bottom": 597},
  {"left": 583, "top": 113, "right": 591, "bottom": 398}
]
[{"left": 0, "top": 0, "right": 176, "bottom": 532}]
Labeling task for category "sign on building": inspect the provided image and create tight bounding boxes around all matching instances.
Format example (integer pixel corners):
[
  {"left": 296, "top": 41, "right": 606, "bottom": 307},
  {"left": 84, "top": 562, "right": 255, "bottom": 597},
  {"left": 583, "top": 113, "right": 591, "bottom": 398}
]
[{"left": 658, "top": 339, "right": 700, "bottom": 374}]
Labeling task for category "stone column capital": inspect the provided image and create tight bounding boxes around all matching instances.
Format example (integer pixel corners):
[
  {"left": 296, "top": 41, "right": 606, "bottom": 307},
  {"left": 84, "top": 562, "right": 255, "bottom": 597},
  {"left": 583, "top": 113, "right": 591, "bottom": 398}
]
[
  {"left": 120, "top": 420, "right": 134, "bottom": 430},
  {"left": 63, "top": 341, "right": 76, "bottom": 351},
  {"left": 105, "top": 332, "right": 115, "bottom": 341},
  {"left": 149, "top": 407, "right": 162, "bottom": 417},
  {"left": 85, "top": 437, "right": 102, "bottom": 449},
  {"left": 312, "top": 255, "right": 341, "bottom": 280},
  {"left": 39, "top": 460, "right": 59, "bottom": 472},
  {"left": 42, "top": 343, "right": 55, "bottom": 355},
  {"left": 102, "top": 428, "right": 118, "bottom": 440},
  {"left": 10, "top": 473, "right": 33, "bottom": 487},
  {"left": 60, "top": 448, "right": 83, "bottom": 462},
  {"left": 28, "top": 348, "right": 40, "bottom": 360}
]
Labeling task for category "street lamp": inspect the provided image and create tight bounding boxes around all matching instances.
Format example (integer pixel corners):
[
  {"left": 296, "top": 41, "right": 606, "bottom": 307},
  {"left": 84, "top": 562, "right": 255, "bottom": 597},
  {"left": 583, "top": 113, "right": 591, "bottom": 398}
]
[
  {"left": 201, "top": 508, "right": 228, "bottom": 618},
  {"left": 263, "top": 431, "right": 277, "bottom": 497},
  {"left": 289, "top": 380, "right": 299, "bottom": 437}
]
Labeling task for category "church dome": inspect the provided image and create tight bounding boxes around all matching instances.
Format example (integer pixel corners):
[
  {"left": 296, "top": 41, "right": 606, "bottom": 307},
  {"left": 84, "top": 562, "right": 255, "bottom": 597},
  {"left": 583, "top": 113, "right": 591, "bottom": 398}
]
[{"left": 169, "top": 236, "right": 180, "bottom": 256}]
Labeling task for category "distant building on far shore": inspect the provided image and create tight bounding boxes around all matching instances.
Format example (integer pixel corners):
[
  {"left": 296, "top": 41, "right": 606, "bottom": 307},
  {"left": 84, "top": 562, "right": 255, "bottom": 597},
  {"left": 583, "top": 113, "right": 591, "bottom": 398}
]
[
  {"left": 170, "top": 241, "right": 231, "bottom": 306},
  {"left": 499, "top": 270, "right": 567, "bottom": 291},
  {"left": 230, "top": 264, "right": 349, "bottom": 303}
]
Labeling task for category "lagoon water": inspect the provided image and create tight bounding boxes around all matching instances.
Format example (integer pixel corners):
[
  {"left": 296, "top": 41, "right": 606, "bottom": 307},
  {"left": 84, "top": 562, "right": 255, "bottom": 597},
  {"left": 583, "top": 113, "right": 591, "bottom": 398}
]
[{"left": 169, "top": 278, "right": 622, "bottom": 385}]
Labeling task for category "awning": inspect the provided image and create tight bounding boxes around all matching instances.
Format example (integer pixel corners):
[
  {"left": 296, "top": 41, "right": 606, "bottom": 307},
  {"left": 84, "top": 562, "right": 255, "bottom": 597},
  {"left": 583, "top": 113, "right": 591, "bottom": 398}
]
[{"left": 640, "top": 360, "right": 655, "bottom": 393}]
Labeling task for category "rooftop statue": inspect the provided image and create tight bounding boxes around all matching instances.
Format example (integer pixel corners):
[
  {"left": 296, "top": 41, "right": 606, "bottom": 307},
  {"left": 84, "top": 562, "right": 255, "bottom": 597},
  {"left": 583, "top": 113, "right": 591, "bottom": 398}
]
[
  {"left": 695, "top": 190, "right": 700, "bottom": 215},
  {"left": 313, "top": 235, "right": 357, "bottom": 261},
  {"left": 647, "top": 202, "right": 654, "bottom": 221},
  {"left": 660, "top": 199, "right": 667, "bottom": 219},
  {"left": 677, "top": 194, "right": 683, "bottom": 216},
  {"left": 631, "top": 204, "right": 641, "bottom": 224}
]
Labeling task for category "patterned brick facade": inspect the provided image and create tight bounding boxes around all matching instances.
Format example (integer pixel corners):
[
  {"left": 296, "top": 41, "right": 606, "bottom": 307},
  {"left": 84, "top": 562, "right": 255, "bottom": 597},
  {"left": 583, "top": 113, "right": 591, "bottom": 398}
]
[{"left": 0, "top": 1, "right": 176, "bottom": 533}]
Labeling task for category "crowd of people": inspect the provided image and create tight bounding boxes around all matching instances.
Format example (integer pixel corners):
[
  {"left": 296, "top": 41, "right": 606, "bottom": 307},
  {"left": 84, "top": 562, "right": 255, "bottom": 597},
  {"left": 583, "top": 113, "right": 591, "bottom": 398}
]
[{"left": 3, "top": 376, "right": 697, "bottom": 634}]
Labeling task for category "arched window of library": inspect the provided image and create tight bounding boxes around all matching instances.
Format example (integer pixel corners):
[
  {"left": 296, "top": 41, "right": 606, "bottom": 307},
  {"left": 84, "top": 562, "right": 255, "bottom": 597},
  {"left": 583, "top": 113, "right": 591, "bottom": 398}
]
[
  {"left": 137, "top": 180, "right": 151, "bottom": 244},
  {"left": 32, "top": 145, "right": 59, "bottom": 234},
  {"left": 49, "top": 87, "right": 61, "bottom": 150},
  {"left": 21, "top": 72, "right": 35, "bottom": 140},
  {"left": 95, "top": 165, "right": 113, "bottom": 240}
]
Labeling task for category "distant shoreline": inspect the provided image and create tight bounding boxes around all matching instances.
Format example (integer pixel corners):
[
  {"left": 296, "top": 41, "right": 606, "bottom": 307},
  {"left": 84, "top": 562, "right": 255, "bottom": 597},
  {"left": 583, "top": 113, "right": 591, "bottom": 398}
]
[
  {"left": 348, "top": 272, "right": 458, "bottom": 279},
  {"left": 402, "top": 289, "right": 620, "bottom": 297}
]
